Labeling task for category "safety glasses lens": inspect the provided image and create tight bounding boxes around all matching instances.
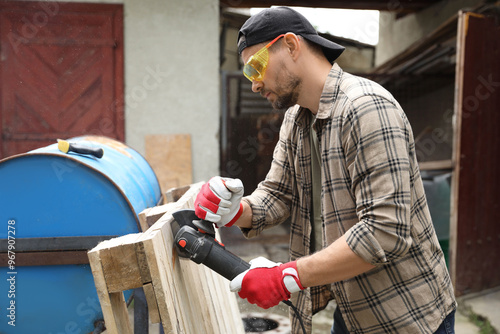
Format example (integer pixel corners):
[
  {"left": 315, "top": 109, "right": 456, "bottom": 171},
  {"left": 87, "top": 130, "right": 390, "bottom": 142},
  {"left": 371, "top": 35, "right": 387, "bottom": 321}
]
[
  {"left": 243, "top": 48, "right": 269, "bottom": 82},
  {"left": 243, "top": 64, "right": 261, "bottom": 81}
]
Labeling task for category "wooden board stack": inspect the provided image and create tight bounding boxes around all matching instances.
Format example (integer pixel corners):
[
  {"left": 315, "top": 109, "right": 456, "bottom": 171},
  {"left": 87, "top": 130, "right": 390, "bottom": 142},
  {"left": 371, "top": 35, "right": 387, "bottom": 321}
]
[{"left": 88, "top": 182, "right": 245, "bottom": 334}]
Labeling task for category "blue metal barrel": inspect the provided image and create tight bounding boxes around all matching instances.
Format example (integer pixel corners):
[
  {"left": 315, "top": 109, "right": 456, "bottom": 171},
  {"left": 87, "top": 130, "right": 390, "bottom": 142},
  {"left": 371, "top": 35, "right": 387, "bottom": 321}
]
[{"left": 0, "top": 136, "right": 161, "bottom": 334}]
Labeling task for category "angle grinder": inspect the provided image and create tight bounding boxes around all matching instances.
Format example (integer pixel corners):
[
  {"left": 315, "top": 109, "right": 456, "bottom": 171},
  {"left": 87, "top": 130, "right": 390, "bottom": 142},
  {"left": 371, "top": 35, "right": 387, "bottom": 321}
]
[
  {"left": 171, "top": 209, "right": 250, "bottom": 280},
  {"left": 171, "top": 208, "right": 306, "bottom": 334}
]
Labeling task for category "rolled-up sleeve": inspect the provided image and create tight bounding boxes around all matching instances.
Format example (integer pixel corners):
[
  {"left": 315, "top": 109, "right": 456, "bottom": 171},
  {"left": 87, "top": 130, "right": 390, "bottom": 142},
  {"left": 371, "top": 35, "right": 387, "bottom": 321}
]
[{"left": 344, "top": 95, "right": 413, "bottom": 265}]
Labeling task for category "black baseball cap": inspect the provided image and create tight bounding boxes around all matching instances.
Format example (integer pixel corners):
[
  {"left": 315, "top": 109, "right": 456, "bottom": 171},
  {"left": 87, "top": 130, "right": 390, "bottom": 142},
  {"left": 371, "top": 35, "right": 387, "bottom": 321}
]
[{"left": 238, "top": 7, "right": 345, "bottom": 63}]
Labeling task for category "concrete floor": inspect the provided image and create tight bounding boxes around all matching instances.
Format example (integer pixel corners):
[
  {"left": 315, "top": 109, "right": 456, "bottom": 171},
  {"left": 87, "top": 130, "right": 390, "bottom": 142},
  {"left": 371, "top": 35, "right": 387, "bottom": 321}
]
[{"left": 457, "top": 287, "right": 500, "bottom": 334}]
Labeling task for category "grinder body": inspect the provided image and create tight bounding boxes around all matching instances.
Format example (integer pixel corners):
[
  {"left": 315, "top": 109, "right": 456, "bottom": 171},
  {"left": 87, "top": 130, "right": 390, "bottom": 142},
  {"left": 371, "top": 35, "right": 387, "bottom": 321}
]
[{"left": 172, "top": 209, "right": 250, "bottom": 280}]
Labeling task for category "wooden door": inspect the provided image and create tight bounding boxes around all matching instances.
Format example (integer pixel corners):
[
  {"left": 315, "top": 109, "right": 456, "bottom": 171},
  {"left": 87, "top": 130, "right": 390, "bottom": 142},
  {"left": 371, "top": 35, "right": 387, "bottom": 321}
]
[
  {"left": 0, "top": 2, "right": 124, "bottom": 158},
  {"left": 451, "top": 12, "right": 500, "bottom": 295}
]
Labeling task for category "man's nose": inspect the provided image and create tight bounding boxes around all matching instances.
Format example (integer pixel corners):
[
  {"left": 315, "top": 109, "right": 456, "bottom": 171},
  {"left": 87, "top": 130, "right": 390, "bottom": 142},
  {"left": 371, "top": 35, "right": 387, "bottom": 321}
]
[{"left": 251, "top": 80, "right": 263, "bottom": 93}]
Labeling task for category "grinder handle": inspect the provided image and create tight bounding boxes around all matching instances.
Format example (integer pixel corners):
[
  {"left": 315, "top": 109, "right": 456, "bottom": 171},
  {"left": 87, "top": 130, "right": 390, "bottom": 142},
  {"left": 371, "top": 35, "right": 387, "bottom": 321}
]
[{"left": 202, "top": 240, "right": 250, "bottom": 281}]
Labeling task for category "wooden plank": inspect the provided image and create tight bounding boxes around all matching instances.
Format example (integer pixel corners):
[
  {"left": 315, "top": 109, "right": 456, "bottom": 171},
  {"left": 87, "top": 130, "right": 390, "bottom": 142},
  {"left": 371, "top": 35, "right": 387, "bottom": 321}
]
[
  {"left": 141, "top": 229, "right": 194, "bottom": 333},
  {"left": 194, "top": 230, "right": 232, "bottom": 333},
  {"left": 138, "top": 202, "right": 177, "bottom": 230},
  {"left": 145, "top": 134, "right": 193, "bottom": 195},
  {"left": 98, "top": 234, "right": 144, "bottom": 293},
  {"left": 418, "top": 159, "right": 453, "bottom": 171},
  {"left": 225, "top": 273, "right": 245, "bottom": 334},
  {"left": 178, "top": 258, "right": 214, "bottom": 333},
  {"left": 138, "top": 210, "right": 150, "bottom": 232},
  {"left": 142, "top": 282, "right": 160, "bottom": 324},
  {"left": 138, "top": 184, "right": 203, "bottom": 333},
  {"left": 134, "top": 241, "right": 152, "bottom": 285},
  {"left": 203, "top": 233, "right": 245, "bottom": 334},
  {"left": 450, "top": 11, "right": 466, "bottom": 295},
  {"left": 88, "top": 243, "right": 133, "bottom": 334},
  {"left": 108, "top": 292, "right": 133, "bottom": 334},
  {"left": 165, "top": 184, "right": 191, "bottom": 203},
  {"left": 201, "top": 262, "right": 227, "bottom": 333}
]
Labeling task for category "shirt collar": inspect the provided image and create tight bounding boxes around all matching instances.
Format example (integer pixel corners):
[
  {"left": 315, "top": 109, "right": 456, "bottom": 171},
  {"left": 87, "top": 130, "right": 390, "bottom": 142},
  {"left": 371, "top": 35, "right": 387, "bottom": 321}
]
[
  {"left": 294, "top": 106, "right": 310, "bottom": 129},
  {"left": 317, "top": 63, "right": 343, "bottom": 119}
]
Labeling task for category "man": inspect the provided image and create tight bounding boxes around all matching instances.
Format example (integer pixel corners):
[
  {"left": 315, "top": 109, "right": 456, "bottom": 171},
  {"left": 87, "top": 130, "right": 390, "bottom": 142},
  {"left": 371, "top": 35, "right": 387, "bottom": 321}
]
[{"left": 195, "top": 7, "right": 456, "bottom": 334}]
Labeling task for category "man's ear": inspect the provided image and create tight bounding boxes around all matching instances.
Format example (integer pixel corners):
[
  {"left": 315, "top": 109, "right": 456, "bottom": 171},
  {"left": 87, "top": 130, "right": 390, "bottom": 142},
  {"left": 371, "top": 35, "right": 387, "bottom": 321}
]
[{"left": 283, "top": 33, "right": 301, "bottom": 60}]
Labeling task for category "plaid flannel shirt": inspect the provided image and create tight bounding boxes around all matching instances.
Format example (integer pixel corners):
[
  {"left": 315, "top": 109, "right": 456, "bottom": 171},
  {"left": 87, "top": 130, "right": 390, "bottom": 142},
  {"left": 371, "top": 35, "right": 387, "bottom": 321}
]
[{"left": 242, "top": 64, "right": 456, "bottom": 333}]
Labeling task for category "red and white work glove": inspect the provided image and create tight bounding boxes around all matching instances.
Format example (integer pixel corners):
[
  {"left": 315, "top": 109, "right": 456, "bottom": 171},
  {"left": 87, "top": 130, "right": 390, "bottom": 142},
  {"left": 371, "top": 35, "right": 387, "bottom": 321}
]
[
  {"left": 229, "top": 257, "right": 305, "bottom": 309},
  {"left": 194, "top": 176, "right": 244, "bottom": 228}
]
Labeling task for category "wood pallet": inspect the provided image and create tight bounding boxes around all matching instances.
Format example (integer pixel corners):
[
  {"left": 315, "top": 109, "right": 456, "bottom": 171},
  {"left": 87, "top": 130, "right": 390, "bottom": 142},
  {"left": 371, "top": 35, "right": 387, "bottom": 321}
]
[{"left": 88, "top": 182, "right": 245, "bottom": 334}]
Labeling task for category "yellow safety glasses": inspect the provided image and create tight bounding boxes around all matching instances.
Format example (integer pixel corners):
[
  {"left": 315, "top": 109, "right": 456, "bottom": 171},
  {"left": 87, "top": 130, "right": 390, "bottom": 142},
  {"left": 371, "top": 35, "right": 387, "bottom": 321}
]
[{"left": 243, "top": 34, "right": 285, "bottom": 82}]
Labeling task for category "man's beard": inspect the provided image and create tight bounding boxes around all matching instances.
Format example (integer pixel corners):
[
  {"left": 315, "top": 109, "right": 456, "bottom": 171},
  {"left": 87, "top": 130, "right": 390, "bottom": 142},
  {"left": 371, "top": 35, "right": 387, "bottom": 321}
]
[
  {"left": 267, "top": 68, "right": 302, "bottom": 111},
  {"left": 273, "top": 84, "right": 300, "bottom": 111}
]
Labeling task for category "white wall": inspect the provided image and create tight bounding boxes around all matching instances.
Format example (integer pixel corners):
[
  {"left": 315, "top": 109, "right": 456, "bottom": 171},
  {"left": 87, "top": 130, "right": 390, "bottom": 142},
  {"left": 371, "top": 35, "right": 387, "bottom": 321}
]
[
  {"left": 65, "top": 0, "right": 220, "bottom": 183},
  {"left": 125, "top": 0, "right": 220, "bottom": 183},
  {"left": 124, "top": 0, "right": 220, "bottom": 182}
]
